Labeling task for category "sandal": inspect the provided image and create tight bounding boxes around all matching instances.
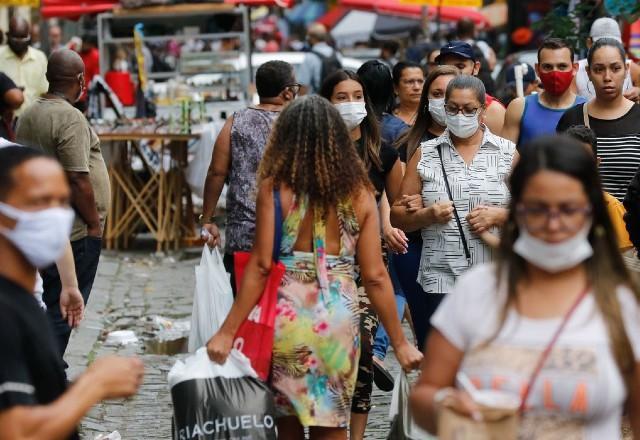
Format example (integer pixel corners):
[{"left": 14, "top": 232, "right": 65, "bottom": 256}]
[{"left": 372, "top": 356, "right": 394, "bottom": 392}]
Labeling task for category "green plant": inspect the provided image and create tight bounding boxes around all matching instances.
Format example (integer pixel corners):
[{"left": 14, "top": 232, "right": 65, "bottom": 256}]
[{"left": 533, "top": 0, "right": 600, "bottom": 55}]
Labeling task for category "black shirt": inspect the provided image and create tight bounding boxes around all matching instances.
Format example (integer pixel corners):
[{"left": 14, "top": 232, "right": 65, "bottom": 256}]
[
  {"left": 0, "top": 72, "right": 17, "bottom": 109},
  {"left": 355, "top": 137, "right": 399, "bottom": 203},
  {"left": 398, "top": 130, "right": 439, "bottom": 163},
  {"left": 0, "top": 275, "right": 78, "bottom": 440},
  {"left": 0, "top": 73, "right": 17, "bottom": 140},
  {"left": 557, "top": 103, "right": 640, "bottom": 201}
]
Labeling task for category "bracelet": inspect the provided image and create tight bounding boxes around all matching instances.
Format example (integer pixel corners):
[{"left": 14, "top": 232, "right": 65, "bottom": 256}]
[
  {"left": 433, "top": 387, "right": 456, "bottom": 405},
  {"left": 198, "top": 214, "right": 216, "bottom": 225}
]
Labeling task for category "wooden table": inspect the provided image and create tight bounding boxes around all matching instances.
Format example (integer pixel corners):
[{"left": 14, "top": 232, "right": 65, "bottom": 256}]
[{"left": 97, "top": 129, "right": 200, "bottom": 251}]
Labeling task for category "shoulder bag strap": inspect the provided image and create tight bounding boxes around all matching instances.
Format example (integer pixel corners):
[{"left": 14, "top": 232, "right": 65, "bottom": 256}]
[
  {"left": 582, "top": 102, "right": 590, "bottom": 128},
  {"left": 437, "top": 145, "right": 472, "bottom": 265},
  {"left": 518, "top": 285, "right": 590, "bottom": 414},
  {"left": 272, "top": 189, "right": 283, "bottom": 262}
]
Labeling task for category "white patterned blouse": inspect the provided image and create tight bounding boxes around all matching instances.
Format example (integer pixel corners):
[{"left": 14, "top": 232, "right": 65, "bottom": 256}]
[{"left": 416, "top": 126, "right": 516, "bottom": 294}]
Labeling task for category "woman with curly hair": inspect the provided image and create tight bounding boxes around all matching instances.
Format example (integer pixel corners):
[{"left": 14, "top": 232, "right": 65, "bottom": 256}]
[
  {"left": 320, "top": 69, "right": 405, "bottom": 439},
  {"left": 207, "top": 95, "right": 422, "bottom": 440}
]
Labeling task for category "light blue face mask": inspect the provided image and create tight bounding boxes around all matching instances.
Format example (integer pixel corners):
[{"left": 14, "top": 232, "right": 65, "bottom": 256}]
[
  {"left": 513, "top": 223, "right": 593, "bottom": 273},
  {"left": 335, "top": 101, "right": 367, "bottom": 131},
  {"left": 428, "top": 98, "right": 447, "bottom": 126},
  {"left": 445, "top": 112, "right": 479, "bottom": 139}
]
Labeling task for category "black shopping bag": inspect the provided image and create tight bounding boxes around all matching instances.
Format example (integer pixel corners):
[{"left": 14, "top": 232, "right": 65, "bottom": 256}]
[{"left": 169, "top": 348, "right": 277, "bottom": 440}]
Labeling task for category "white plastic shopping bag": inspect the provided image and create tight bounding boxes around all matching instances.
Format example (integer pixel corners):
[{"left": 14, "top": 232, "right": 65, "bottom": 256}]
[
  {"left": 388, "top": 372, "right": 434, "bottom": 440},
  {"left": 169, "top": 348, "right": 277, "bottom": 440},
  {"left": 188, "top": 246, "right": 234, "bottom": 352}
]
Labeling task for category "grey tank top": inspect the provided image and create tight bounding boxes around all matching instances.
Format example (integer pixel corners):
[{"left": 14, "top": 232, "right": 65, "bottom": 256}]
[{"left": 225, "top": 107, "right": 279, "bottom": 254}]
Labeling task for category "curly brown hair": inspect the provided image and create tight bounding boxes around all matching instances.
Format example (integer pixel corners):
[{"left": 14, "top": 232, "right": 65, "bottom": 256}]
[{"left": 258, "top": 95, "right": 372, "bottom": 207}]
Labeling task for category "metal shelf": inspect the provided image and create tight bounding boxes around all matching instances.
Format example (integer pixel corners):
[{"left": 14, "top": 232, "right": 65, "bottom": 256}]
[
  {"left": 102, "top": 32, "right": 246, "bottom": 44},
  {"left": 97, "top": 5, "right": 252, "bottom": 109}
]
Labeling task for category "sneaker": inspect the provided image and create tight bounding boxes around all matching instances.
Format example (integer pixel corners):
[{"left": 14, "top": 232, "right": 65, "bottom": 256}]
[{"left": 372, "top": 356, "right": 394, "bottom": 392}]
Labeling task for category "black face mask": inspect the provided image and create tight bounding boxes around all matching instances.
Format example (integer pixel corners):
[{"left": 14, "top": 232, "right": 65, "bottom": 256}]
[{"left": 8, "top": 37, "right": 30, "bottom": 56}]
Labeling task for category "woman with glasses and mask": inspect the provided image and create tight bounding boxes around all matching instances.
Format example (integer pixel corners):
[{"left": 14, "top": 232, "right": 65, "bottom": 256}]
[
  {"left": 391, "top": 75, "right": 516, "bottom": 350},
  {"left": 382, "top": 66, "right": 460, "bottom": 354},
  {"left": 410, "top": 135, "right": 640, "bottom": 438}
]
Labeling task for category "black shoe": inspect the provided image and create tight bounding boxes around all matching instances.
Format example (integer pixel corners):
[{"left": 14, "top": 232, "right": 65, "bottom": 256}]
[{"left": 372, "top": 358, "right": 394, "bottom": 392}]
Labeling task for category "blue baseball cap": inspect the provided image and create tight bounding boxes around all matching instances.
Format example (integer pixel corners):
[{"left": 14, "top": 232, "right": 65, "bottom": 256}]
[{"left": 436, "top": 41, "right": 476, "bottom": 63}]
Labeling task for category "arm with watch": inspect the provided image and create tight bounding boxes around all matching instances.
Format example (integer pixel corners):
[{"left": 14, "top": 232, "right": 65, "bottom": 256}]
[{"left": 200, "top": 117, "right": 233, "bottom": 247}]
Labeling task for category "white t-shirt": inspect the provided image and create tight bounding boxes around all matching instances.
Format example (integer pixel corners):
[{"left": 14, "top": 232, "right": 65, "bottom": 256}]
[{"left": 432, "top": 263, "right": 640, "bottom": 439}]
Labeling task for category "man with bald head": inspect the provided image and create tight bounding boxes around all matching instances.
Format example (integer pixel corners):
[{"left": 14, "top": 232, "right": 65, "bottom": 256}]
[
  {"left": 298, "top": 23, "right": 341, "bottom": 94},
  {"left": 0, "top": 16, "right": 48, "bottom": 115},
  {"left": 16, "top": 49, "right": 110, "bottom": 357}
]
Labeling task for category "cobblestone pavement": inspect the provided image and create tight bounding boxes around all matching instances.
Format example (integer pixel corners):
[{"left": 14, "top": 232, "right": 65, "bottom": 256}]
[{"left": 66, "top": 249, "right": 418, "bottom": 439}]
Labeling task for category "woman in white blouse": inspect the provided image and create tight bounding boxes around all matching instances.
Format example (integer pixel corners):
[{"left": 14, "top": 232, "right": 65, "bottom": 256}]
[
  {"left": 410, "top": 135, "right": 640, "bottom": 438},
  {"left": 391, "top": 75, "right": 516, "bottom": 349}
]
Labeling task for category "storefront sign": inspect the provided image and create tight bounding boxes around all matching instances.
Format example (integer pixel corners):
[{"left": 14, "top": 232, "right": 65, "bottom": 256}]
[{"left": 4, "top": 0, "right": 40, "bottom": 6}]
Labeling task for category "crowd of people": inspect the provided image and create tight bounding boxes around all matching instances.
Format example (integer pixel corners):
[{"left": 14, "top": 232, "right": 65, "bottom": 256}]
[
  {"left": 2, "top": 9, "right": 640, "bottom": 440},
  {"left": 204, "top": 15, "right": 640, "bottom": 439}
]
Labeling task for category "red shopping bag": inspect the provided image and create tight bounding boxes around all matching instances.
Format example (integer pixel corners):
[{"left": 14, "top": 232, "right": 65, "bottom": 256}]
[{"left": 232, "top": 190, "right": 285, "bottom": 381}]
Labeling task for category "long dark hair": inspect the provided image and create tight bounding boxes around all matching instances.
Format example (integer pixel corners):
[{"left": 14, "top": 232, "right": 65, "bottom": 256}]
[
  {"left": 496, "top": 135, "right": 639, "bottom": 389},
  {"left": 397, "top": 65, "right": 459, "bottom": 160},
  {"left": 320, "top": 69, "right": 382, "bottom": 171},
  {"left": 357, "top": 60, "right": 394, "bottom": 119},
  {"left": 258, "top": 95, "right": 372, "bottom": 207}
]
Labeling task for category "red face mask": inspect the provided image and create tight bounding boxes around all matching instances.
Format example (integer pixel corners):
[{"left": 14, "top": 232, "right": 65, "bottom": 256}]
[{"left": 538, "top": 70, "right": 574, "bottom": 96}]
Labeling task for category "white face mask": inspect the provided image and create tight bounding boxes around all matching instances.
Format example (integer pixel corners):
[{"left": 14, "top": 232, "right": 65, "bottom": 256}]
[
  {"left": 335, "top": 101, "right": 367, "bottom": 131},
  {"left": 446, "top": 113, "right": 480, "bottom": 139},
  {"left": 513, "top": 224, "right": 593, "bottom": 273},
  {"left": 428, "top": 98, "right": 447, "bottom": 126},
  {"left": 0, "top": 202, "right": 74, "bottom": 269}
]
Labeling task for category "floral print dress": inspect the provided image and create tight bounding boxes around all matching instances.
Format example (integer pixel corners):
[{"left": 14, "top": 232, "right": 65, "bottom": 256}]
[{"left": 271, "top": 196, "right": 361, "bottom": 428}]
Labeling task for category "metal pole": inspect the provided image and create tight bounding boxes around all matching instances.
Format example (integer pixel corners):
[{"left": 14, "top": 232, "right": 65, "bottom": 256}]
[
  {"left": 242, "top": 5, "right": 252, "bottom": 104},
  {"left": 421, "top": 6, "right": 428, "bottom": 41},
  {"left": 40, "top": 15, "right": 50, "bottom": 55},
  {"left": 436, "top": 0, "right": 441, "bottom": 40}
]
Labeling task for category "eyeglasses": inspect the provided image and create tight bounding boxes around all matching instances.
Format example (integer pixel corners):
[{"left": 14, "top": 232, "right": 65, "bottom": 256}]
[
  {"left": 286, "top": 83, "right": 301, "bottom": 96},
  {"left": 516, "top": 204, "right": 592, "bottom": 232},
  {"left": 444, "top": 104, "right": 482, "bottom": 117}
]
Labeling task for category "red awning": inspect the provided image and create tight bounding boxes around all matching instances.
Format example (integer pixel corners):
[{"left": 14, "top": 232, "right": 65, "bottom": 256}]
[
  {"left": 41, "top": 0, "right": 118, "bottom": 19},
  {"left": 316, "top": 6, "right": 350, "bottom": 28},
  {"left": 225, "top": 0, "right": 295, "bottom": 8},
  {"left": 337, "top": 0, "right": 490, "bottom": 28}
]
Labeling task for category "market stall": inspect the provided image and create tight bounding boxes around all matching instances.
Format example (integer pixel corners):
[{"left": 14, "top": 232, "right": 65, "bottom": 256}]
[
  {"left": 95, "top": 123, "right": 200, "bottom": 251},
  {"left": 92, "top": 2, "right": 253, "bottom": 250}
]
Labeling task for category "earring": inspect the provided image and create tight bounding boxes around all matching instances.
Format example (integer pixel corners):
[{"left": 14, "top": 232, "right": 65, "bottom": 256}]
[{"left": 594, "top": 225, "right": 606, "bottom": 238}]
